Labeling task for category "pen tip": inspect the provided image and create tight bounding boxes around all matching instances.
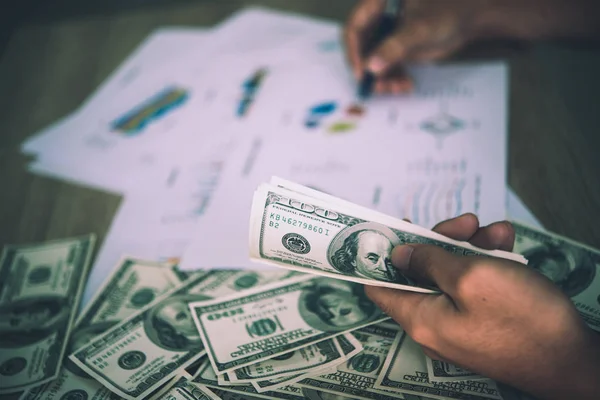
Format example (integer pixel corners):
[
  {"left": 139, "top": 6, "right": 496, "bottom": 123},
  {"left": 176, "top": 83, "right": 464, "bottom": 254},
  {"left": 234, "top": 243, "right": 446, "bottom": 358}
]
[{"left": 357, "top": 70, "right": 376, "bottom": 101}]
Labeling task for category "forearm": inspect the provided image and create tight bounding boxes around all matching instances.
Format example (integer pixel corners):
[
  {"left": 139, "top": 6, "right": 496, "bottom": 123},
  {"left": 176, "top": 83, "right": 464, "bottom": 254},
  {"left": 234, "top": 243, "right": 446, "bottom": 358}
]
[{"left": 474, "top": 0, "right": 600, "bottom": 41}]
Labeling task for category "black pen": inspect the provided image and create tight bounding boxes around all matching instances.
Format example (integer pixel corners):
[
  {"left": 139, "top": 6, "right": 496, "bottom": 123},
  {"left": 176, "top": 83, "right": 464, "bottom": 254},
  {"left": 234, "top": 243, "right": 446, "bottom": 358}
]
[{"left": 357, "top": 0, "right": 404, "bottom": 100}]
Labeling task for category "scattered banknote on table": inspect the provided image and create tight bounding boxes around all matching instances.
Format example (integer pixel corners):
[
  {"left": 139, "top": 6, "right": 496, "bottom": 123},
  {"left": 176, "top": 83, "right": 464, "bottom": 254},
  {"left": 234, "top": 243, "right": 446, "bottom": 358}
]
[
  {"left": 146, "top": 371, "right": 196, "bottom": 400},
  {"left": 67, "top": 272, "right": 216, "bottom": 400},
  {"left": 0, "top": 235, "right": 95, "bottom": 394},
  {"left": 193, "top": 358, "right": 310, "bottom": 400},
  {"left": 159, "top": 377, "right": 220, "bottom": 400},
  {"left": 249, "top": 179, "right": 527, "bottom": 294},
  {"left": 225, "top": 337, "right": 347, "bottom": 384},
  {"left": 296, "top": 322, "right": 402, "bottom": 400},
  {"left": 375, "top": 330, "right": 504, "bottom": 400},
  {"left": 66, "top": 267, "right": 302, "bottom": 400},
  {"left": 190, "top": 269, "right": 301, "bottom": 300},
  {"left": 247, "top": 334, "right": 363, "bottom": 392},
  {"left": 425, "top": 357, "right": 484, "bottom": 383},
  {"left": 512, "top": 221, "right": 600, "bottom": 332},
  {"left": 21, "top": 257, "right": 186, "bottom": 400},
  {"left": 189, "top": 274, "right": 388, "bottom": 374}
]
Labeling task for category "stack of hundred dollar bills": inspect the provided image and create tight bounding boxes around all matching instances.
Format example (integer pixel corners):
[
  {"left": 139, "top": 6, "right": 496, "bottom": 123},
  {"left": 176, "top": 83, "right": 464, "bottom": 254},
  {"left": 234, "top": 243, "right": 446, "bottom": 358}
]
[{"left": 2, "top": 180, "right": 599, "bottom": 400}]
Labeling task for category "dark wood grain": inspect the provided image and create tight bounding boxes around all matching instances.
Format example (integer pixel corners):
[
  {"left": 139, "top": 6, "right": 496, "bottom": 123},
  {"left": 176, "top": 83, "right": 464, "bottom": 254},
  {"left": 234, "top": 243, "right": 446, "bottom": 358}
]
[{"left": 1, "top": 0, "right": 599, "bottom": 260}]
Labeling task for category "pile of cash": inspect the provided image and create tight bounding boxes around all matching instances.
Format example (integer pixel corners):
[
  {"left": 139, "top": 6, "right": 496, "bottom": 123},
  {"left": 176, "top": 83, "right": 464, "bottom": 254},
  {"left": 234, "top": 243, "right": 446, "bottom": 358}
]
[{"left": 1, "top": 183, "right": 599, "bottom": 400}]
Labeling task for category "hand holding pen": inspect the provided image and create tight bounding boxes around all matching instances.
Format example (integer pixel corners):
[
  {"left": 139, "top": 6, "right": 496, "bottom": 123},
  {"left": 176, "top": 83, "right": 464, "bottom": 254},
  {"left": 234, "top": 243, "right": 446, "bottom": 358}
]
[{"left": 345, "top": 0, "right": 488, "bottom": 97}]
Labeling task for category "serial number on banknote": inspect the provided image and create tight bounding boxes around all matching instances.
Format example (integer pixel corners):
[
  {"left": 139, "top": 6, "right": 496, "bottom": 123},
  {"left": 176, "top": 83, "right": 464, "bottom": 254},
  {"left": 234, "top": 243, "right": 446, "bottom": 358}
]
[{"left": 269, "top": 213, "right": 331, "bottom": 236}]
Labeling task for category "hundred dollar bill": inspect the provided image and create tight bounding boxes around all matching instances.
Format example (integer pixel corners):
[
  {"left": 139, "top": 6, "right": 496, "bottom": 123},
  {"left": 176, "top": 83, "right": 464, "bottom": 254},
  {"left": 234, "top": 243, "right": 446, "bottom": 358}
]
[
  {"left": 186, "top": 358, "right": 207, "bottom": 379},
  {"left": 22, "top": 257, "right": 185, "bottom": 400},
  {"left": 146, "top": 371, "right": 193, "bottom": 400},
  {"left": 298, "top": 323, "right": 404, "bottom": 400},
  {"left": 195, "top": 269, "right": 301, "bottom": 300},
  {"left": 301, "top": 388, "right": 355, "bottom": 400},
  {"left": 189, "top": 274, "right": 387, "bottom": 374},
  {"left": 160, "top": 377, "right": 221, "bottom": 400},
  {"left": 229, "top": 342, "right": 340, "bottom": 385},
  {"left": 75, "top": 257, "right": 185, "bottom": 334},
  {"left": 0, "top": 235, "right": 95, "bottom": 394},
  {"left": 193, "top": 359, "right": 304, "bottom": 400},
  {"left": 210, "top": 387, "right": 266, "bottom": 400},
  {"left": 249, "top": 183, "right": 527, "bottom": 293},
  {"left": 250, "top": 334, "right": 363, "bottom": 392},
  {"left": 302, "top": 387, "right": 431, "bottom": 400},
  {"left": 218, "top": 372, "right": 246, "bottom": 386},
  {"left": 425, "top": 357, "right": 484, "bottom": 383},
  {"left": 513, "top": 222, "right": 600, "bottom": 331},
  {"left": 272, "top": 383, "right": 314, "bottom": 399},
  {"left": 374, "top": 331, "right": 503, "bottom": 400},
  {"left": 250, "top": 372, "right": 313, "bottom": 393},
  {"left": 69, "top": 273, "right": 214, "bottom": 400},
  {"left": 228, "top": 335, "right": 356, "bottom": 383}
]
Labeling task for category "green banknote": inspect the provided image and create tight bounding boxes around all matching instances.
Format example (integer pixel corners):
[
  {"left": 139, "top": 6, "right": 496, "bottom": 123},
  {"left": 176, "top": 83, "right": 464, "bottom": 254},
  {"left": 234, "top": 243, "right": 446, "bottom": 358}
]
[
  {"left": 298, "top": 323, "right": 403, "bottom": 400},
  {"left": 192, "top": 269, "right": 302, "bottom": 300},
  {"left": 249, "top": 334, "right": 363, "bottom": 392},
  {"left": 146, "top": 371, "right": 195, "bottom": 400},
  {"left": 193, "top": 359, "right": 304, "bottom": 400},
  {"left": 69, "top": 273, "right": 211, "bottom": 400},
  {"left": 249, "top": 183, "right": 526, "bottom": 294},
  {"left": 374, "top": 331, "right": 503, "bottom": 400},
  {"left": 210, "top": 387, "right": 269, "bottom": 400},
  {"left": 301, "top": 388, "right": 356, "bottom": 400},
  {"left": 512, "top": 222, "right": 600, "bottom": 331},
  {"left": 22, "top": 257, "right": 185, "bottom": 400},
  {"left": 425, "top": 357, "right": 484, "bottom": 383},
  {"left": 160, "top": 377, "right": 221, "bottom": 400},
  {"left": 228, "top": 336, "right": 351, "bottom": 383},
  {"left": 0, "top": 235, "right": 95, "bottom": 394},
  {"left": 190, "top": 274, "right": 387, "bottom": 374}
]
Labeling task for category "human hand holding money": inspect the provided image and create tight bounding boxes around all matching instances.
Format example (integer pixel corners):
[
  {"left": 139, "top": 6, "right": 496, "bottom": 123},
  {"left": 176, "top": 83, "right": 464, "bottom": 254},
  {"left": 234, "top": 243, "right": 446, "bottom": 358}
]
[
  {"left": 249, "top": 178, "right": 527, "bottom": 294},
  {"left": 366, "top": 214, "right": 600, "bottom": 400}
]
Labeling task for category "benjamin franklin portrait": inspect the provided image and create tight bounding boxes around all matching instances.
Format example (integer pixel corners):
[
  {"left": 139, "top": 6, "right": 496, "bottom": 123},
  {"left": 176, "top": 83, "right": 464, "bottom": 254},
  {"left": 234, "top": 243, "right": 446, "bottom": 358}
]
[
  {"left": 0, "top": 296, "right": 70, "bottom": 347},
  {"left": 144, "top": 294, "right": 204, "bottom": 351},
  {"left": 328, "top": 222, "right": 412, "bottom": 284},
  {"left": 522, "top": 242, "right": 596, "bottom": 297},
  {"left": 299, "top": 278, "right": 383, "bottom": 332}
]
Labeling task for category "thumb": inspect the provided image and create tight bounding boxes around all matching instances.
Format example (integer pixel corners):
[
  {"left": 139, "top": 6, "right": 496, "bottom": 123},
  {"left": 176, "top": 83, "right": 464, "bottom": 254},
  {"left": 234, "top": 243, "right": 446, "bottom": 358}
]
[
  {"left": 365, "top": 284, "right": 430, "bottom": 328},
  {"left": 365, "top": 285, "right": 451, "bottom": 346},
  {"left": 392, "top": 244, "right": 470, "bottom": 297}
]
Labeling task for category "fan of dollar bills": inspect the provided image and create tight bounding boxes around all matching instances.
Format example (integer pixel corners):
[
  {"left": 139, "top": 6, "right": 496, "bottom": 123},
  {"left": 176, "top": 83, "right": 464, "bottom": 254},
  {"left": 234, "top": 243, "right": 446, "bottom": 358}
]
[{"left": 1, "top": 180, "right": 598, "bottom": 400}]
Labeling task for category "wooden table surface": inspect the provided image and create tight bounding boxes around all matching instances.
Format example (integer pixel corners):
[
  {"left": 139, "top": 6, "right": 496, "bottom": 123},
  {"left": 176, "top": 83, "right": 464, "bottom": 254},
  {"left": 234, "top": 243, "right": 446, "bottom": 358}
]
[{"left": 1, "top": 0, "right": 599, "bottom": 262}]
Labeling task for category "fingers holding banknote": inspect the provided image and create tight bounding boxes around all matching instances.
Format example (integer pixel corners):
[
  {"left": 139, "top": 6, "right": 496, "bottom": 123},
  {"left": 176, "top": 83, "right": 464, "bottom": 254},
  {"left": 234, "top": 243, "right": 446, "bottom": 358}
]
[
  {"left": 365, "top": 213, "right": 600, "bottom": 400},
  {"left": 431, "top": 213, "right": 515, "bottom": 250}
]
